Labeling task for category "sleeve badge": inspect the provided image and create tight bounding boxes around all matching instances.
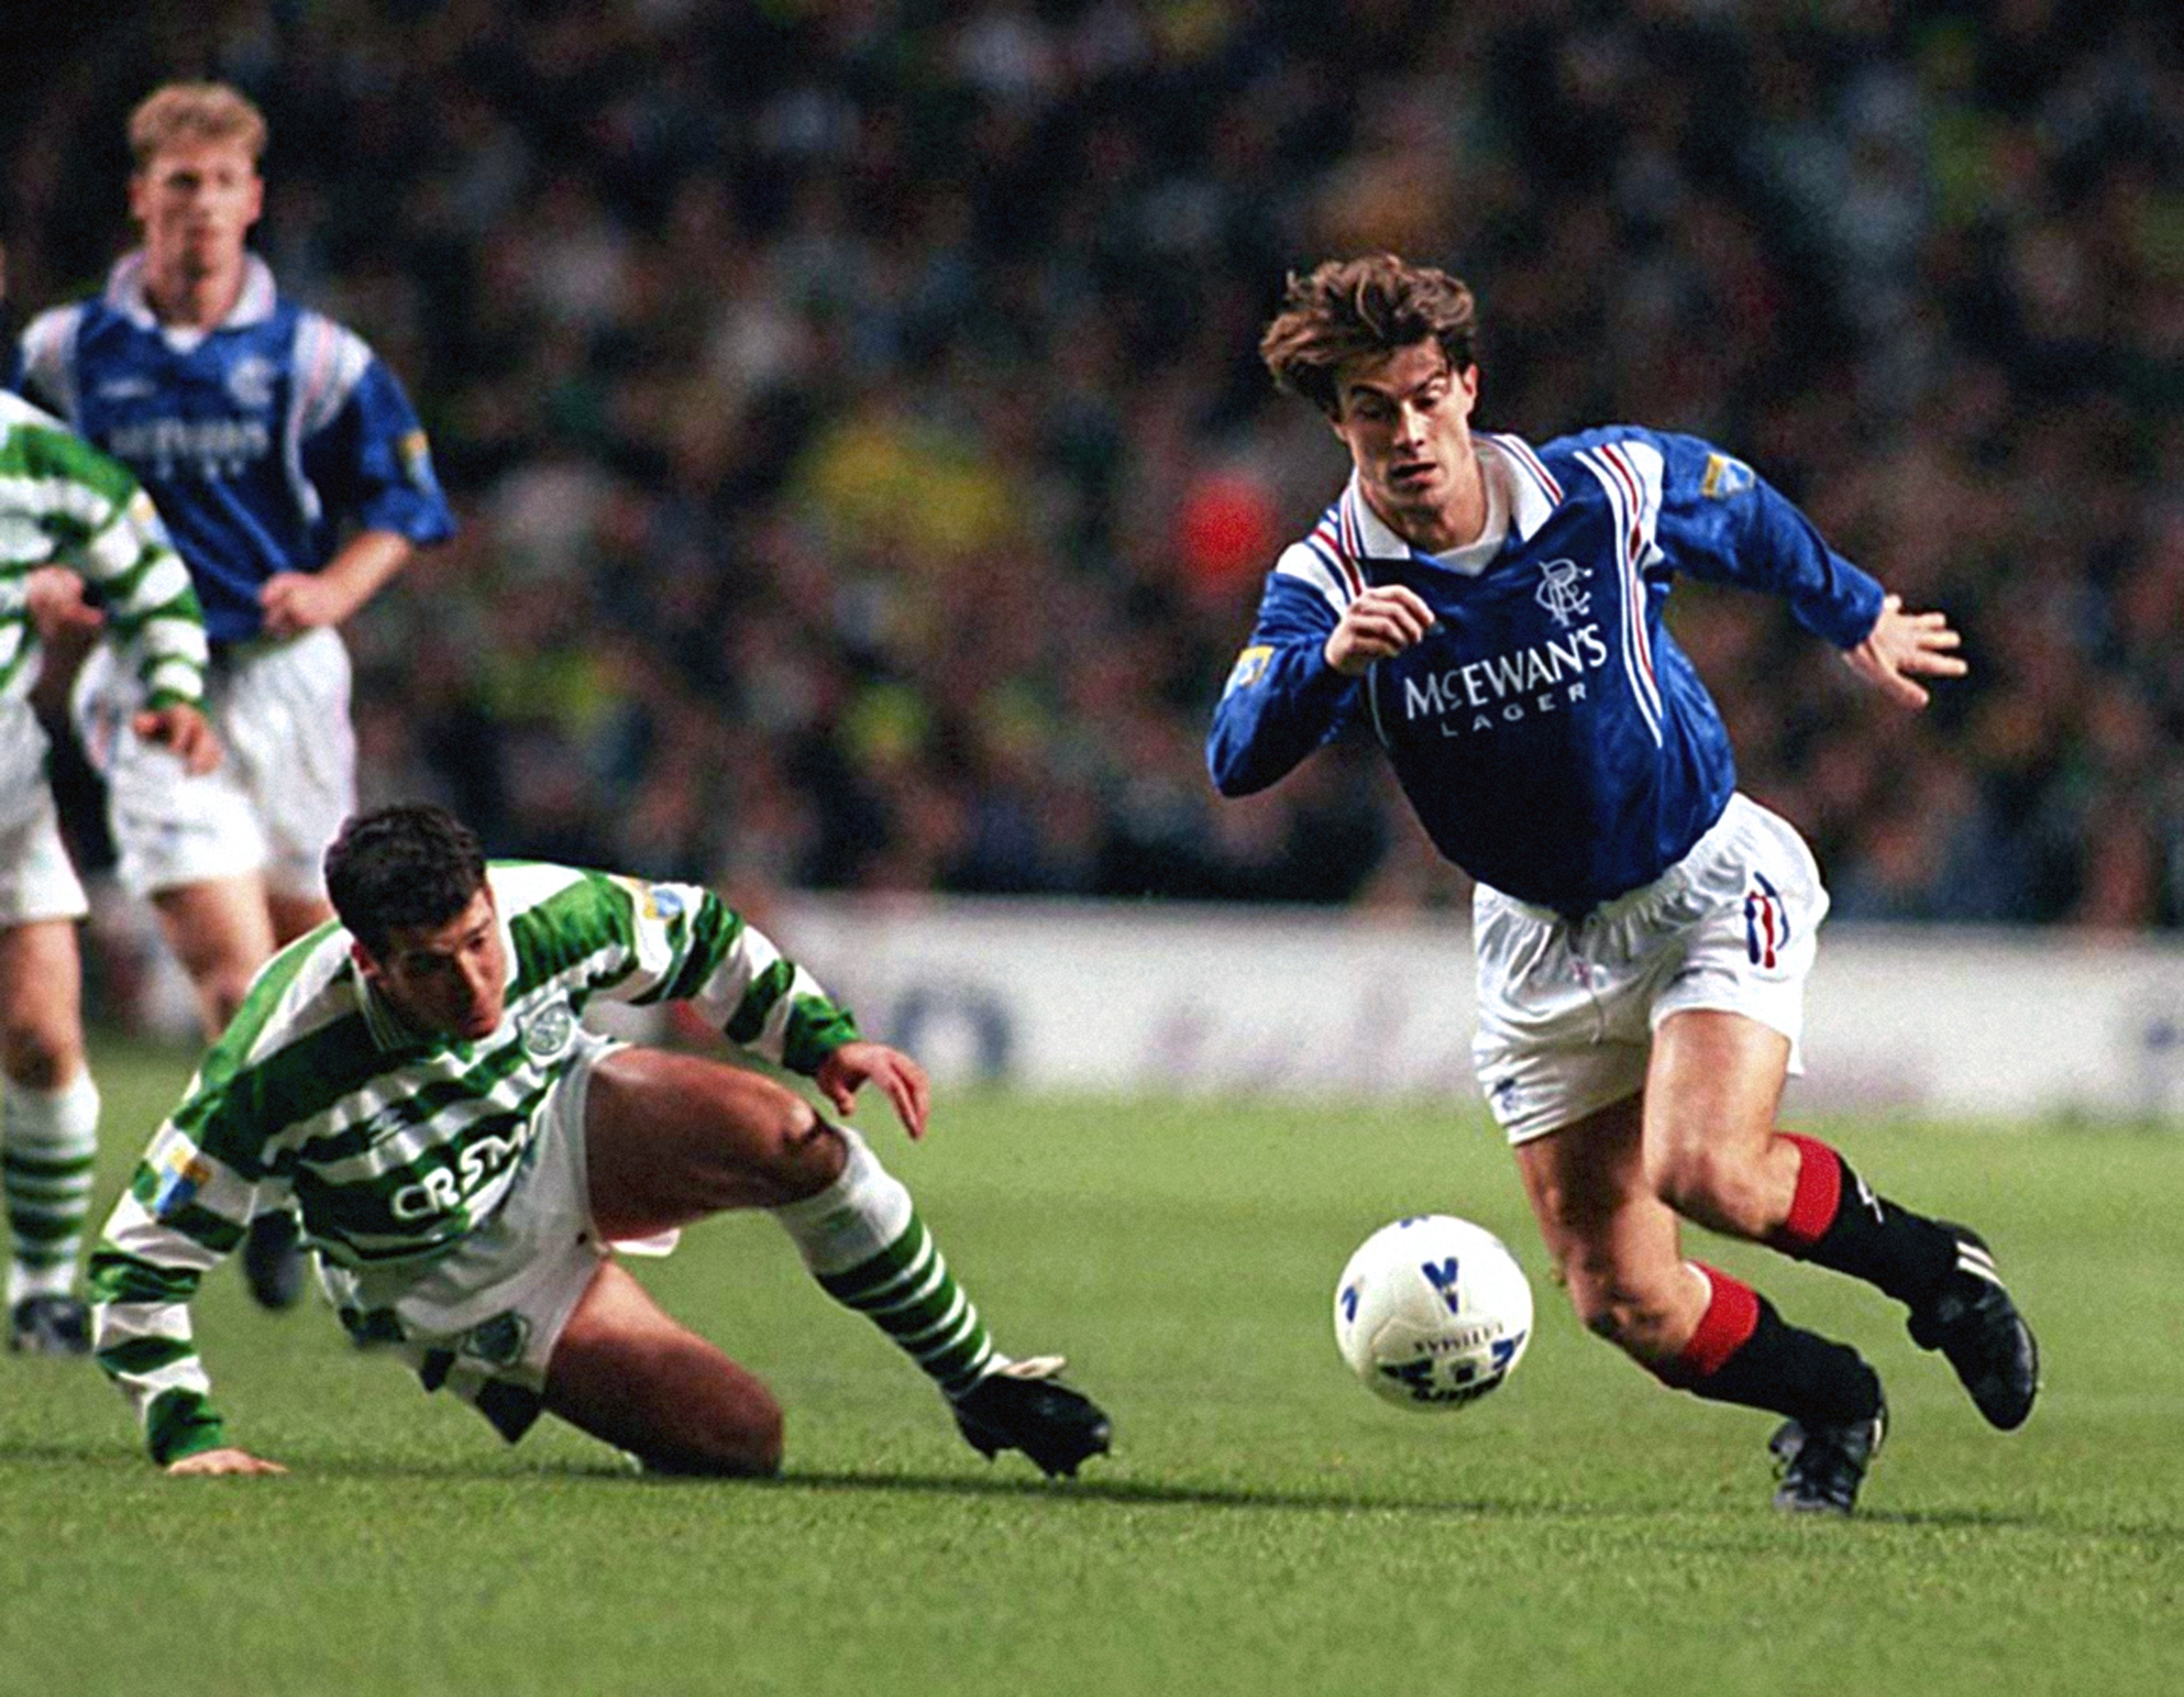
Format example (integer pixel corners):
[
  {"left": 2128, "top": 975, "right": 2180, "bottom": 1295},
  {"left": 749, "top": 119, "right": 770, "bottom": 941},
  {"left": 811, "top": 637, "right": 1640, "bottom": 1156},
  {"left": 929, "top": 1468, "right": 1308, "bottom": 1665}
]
[
  {"left": 1225, "top": 645, "right": 1274, "bottom": 695},
  {"left": 1701, "top": 453, "right": 1755, "bottom": 500}
]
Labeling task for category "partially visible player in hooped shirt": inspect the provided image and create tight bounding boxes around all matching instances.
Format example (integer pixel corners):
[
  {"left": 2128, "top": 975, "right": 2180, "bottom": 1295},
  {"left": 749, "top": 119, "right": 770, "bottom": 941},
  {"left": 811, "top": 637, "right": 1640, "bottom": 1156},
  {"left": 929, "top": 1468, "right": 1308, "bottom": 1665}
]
[
  {"left": 10, "top": 81, "right": 456, "bottom": 1309},
  {"left": 0, "top": 387, "right": 217, "bottom": 1355},
  {"left": 1208, "top": 253, "right": 2038, "bottom": 1515}
]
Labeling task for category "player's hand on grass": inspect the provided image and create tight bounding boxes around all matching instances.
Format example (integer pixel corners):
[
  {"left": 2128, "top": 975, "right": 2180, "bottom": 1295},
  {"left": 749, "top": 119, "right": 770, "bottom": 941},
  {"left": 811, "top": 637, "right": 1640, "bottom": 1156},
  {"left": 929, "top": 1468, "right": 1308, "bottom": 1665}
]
[
  {"left": 816, "top": 1041, "right": 932, "bottom": 1140},
  {"left": 1843, "top": 593, "right": 1966, "bottom": 708},
  {"left": 1325, "top": 584, "right": 1435, "bottom": 675},
  {"left": 166, "top": 1446, "right": 287, "bottom": 1477},
  {"left": 25, "top": 565, "right": 103, "bottom": 639},
  {"left": 134, "top": 702, "right": 222, "bottom": 775}
]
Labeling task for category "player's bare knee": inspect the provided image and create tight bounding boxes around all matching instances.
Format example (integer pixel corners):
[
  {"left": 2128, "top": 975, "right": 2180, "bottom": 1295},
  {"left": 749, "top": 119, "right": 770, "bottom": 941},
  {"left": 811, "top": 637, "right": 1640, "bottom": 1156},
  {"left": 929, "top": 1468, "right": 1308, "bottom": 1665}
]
[
  {"left": 731, "top": 1398, "right": 786, "bottom": 1476},
  {"left": 1555, "top": 1256, "right": 1622, "bottom": 1337},
  {"left": 661, "top": 1423, "right": 783, "bottom": 1479},
  {"left": 1651, "top": 1143, "right": 1760, "bottom": 1231},
  {"left": 683, "top": 1071, "right": 845, "bottom": 1208},
  {"left": 645, "top": 1388, "right": 784, "bottom": 1477},
  {"left": 754, "top": 1095, "right": 846, "bottom": 1201},
  {"left": 1565, "top": 1264, "right": 1679, "bottom": 1357},
  {"left": 1570, "top": 1283, "right": 1641, "bottom": 1347},
  {"left": 0, "top": 1010, "right": 82, "bottom": 1089}
]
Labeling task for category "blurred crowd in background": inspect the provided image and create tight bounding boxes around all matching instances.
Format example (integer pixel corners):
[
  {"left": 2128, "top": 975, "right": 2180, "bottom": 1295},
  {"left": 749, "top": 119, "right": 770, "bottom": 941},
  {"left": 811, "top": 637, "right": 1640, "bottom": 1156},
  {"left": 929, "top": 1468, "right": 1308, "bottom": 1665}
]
[{"left": 6, "top": 0, "right": 2183, "bottom": 927}]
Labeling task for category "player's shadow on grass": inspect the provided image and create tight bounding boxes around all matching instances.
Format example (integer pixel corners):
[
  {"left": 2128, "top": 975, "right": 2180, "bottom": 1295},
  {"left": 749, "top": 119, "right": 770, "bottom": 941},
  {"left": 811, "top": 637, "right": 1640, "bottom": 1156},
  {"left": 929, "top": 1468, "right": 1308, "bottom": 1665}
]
[
  {"left": 4, "top": 1446, "right": 1516, "bottom": 1516},
  {"left": 680, "top": 1468, "right": 2107, "bottom": 1535},
  {"left": 772, "top": 1467, "right": 1526, "bottom": 1517},
  {"left": 510, "top": 1454, "right": 1555, "bottom": 1516},
  {"left": 737, "top": 1468, "right": 2067, "bottom": 1531},
  {"left": 1, "top": 1445, "right": 2086, "bottom": 1535}
]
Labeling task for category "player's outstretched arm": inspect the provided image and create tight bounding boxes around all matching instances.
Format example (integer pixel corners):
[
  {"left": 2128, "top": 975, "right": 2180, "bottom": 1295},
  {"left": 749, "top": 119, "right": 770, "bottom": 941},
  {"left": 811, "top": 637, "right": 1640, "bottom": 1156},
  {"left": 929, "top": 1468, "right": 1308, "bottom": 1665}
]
[
  {"left": 166, "top": 1446, "right": 286, "bottom": 1477},
  {"left": 815, "top": 1040, "right": 932, "bottom": 1140},
  {"left": 1842, "top": 593, "right": 1966, "bottom": 709}
]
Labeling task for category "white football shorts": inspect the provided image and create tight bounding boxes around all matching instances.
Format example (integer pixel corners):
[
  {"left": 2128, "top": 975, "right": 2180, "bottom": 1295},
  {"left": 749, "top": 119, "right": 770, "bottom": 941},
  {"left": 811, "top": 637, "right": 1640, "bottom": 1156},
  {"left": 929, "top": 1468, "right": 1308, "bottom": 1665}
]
[
  {"left": 73, "top": 625, "right": 356, "bottom": 902},
  {"left": 1471, "top": 792, "right": 1827, "bottom": 1144},
  {"left": 0, "top": 702, "right": 89, "bottom": 926},
  {"left": 316, "top": 1028, "right": 624, "bottom": 1443}
]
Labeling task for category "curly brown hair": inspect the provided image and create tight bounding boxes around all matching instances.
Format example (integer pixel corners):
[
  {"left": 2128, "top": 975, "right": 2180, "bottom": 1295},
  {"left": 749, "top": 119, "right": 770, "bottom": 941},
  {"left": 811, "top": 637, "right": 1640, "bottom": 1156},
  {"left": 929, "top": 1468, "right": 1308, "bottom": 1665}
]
[{"left": 1259, "top": 254, "right": 1479, "bottom": 417}]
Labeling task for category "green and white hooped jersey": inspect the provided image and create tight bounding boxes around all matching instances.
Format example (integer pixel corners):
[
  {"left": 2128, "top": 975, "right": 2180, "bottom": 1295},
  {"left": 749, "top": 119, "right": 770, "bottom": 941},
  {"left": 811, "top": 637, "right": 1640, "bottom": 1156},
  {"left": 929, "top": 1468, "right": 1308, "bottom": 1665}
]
[
  {"left": 0, "top": 389, "right": 206, "bottom": 713},
  {"left": 90, "top": 860, "right": 862, "bottom": 1463}
]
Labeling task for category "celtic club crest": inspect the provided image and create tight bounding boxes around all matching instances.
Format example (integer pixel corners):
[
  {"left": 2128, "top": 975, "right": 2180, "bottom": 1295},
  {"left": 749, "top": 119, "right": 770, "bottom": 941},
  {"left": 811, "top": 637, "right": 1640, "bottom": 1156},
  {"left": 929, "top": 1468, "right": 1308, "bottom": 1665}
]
[{"left": 522, "top": 1001, "right": 575, "bottom": 1059}]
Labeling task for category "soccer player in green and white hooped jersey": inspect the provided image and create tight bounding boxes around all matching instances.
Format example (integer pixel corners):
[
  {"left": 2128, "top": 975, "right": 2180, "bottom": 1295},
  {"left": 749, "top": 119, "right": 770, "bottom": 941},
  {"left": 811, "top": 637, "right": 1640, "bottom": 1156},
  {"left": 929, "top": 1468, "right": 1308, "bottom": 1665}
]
[
  {"left": 1, "top": 388, "right": 217, "bottom": 1355},
  {"left": 90, "top": 802, "right": 1111, "bottom": 1477}
]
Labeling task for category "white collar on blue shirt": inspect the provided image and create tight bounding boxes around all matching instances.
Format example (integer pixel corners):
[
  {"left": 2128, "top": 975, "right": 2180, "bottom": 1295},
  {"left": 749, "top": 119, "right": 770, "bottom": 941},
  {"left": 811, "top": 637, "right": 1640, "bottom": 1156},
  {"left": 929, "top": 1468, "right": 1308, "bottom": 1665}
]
[
  {"left": 104, "top": 250, "right": 279, "bottom": 345},
  {"left": 1338, "top": 432, "right": 1563, "bottom": 568}
]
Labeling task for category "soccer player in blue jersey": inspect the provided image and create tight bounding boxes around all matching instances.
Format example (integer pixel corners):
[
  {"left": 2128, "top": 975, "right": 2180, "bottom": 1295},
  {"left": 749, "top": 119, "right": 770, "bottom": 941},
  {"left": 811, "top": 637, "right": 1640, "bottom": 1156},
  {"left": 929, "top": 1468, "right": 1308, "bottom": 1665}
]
[
  {"left": 12, "top": 82, "right": 456, "bottom": 1308},
  {"left": 1210, "top": 255, "right": 2038, "bottom": 1514}
]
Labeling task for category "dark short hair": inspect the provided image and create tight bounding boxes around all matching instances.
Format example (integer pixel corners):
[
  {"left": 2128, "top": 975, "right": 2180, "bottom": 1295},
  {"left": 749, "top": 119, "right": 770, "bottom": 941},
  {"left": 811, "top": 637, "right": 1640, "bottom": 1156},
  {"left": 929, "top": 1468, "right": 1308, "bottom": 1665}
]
[
  {"left": 1259, "top": 254, "right": 1480, "bottom": 416},
  {"left": 324, "top": 803, "right": 487, "bottom": 958}
]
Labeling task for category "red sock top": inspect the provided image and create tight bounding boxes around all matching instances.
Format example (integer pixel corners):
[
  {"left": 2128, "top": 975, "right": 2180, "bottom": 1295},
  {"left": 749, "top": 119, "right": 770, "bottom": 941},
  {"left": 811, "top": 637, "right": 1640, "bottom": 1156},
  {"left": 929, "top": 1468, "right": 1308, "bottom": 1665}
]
[
  {"left": 1658, "top": 1262, "right": 1761, "bottom": 1386},
  {"left": 1772, "top": 1132, "right": 1843, "bottom": 1251}
]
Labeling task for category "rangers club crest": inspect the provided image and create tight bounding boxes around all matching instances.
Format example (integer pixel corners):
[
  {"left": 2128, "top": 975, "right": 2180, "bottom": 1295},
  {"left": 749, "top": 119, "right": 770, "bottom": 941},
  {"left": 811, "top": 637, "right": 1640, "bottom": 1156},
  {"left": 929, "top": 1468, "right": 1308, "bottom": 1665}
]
[
  {"left": 225, "top": 354, "right": 278, "bottom": 410},
  {"left": 1535, "top": 559, "right": 1591, "bottom": 627}
]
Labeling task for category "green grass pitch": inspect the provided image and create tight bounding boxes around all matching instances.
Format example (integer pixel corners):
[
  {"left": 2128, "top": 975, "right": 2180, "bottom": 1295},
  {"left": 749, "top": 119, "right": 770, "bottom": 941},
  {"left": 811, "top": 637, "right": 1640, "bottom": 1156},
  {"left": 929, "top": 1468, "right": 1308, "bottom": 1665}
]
[{"left": 3, "top": 1037, "right": 2178, "bottom": 1696}]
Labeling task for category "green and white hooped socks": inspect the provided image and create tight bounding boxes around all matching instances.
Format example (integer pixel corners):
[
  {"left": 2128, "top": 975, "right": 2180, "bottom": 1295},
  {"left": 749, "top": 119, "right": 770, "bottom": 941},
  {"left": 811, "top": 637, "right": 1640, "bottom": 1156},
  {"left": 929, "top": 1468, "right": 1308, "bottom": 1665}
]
[
  {"left": 771, "top": 1126, "right": 999, "bottom": 1399},
  {"left": 4, "top": 1071, "right": 100, "bottom": 1307}
]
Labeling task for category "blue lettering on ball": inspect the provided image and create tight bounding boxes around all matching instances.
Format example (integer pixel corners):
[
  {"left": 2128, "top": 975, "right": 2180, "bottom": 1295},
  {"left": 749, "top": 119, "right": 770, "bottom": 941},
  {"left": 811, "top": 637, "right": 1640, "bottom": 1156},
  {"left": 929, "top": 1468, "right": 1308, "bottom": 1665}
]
[{"left": 1419, "top": 1257, "right": 1463, "bottom": 1314}]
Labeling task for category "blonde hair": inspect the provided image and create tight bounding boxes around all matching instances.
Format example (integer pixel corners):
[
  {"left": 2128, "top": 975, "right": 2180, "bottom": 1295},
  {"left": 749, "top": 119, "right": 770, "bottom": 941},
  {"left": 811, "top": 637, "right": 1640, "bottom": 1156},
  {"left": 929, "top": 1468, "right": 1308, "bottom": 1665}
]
[
  {"left": 1260, "top": 254, "right": 1480, "bottom": 417},
  {"left": 127, "top": 82, "right": 267, "bottom": 170}
]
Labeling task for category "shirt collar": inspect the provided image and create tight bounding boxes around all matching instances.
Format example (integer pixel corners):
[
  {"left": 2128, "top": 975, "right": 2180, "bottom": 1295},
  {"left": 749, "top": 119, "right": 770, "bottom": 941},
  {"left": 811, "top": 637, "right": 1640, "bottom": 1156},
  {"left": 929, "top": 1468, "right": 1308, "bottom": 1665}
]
[
  {"left": 1338, "top": 431, "right": 1562, "bottom": 561},
  {"left": 105, "top": 250, "right": 278, "bottom": 333},
  {"left": 1479, "top": 431, "right": 1564, "bottom": 541},
  {"left": 356, "top": 966, "right": 430, "bottom": 1053},
  {"left": 1338, "top": 472, "right": 1416, "bottom": 561}
]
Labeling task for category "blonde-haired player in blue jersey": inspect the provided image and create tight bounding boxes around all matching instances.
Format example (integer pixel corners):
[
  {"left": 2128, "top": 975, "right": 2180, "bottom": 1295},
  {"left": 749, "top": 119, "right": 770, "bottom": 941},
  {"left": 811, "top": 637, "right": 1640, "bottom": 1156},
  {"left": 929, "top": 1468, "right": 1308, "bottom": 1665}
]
[
  {"left": 91, "top": 803, "right": 1110, "bottom": 1479},
  {"left": 12, "top": 82, "right": 456, "bottom": 1310},
  {"left": 1211, "top": 254, "right": 2036, "bottom": 1515}
]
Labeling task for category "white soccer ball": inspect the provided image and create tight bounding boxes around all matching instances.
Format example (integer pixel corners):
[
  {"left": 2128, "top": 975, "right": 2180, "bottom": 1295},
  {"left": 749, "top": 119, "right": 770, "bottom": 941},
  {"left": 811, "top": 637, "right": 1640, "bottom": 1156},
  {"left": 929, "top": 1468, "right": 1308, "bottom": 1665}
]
[{"left": 1333, "top": 1215, "right": 1534, "bottom": 1412}]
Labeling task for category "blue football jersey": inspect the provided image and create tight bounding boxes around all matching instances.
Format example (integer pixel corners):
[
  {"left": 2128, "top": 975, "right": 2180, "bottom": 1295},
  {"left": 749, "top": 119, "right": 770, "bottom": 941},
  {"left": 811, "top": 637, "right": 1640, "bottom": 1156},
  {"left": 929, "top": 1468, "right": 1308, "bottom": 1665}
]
[
  {"left": 12, "top": 253, "right": 455, "bottom": 644},
  {"left": 1207, "top": 428, "right": 1885, "bottom": 915}
]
